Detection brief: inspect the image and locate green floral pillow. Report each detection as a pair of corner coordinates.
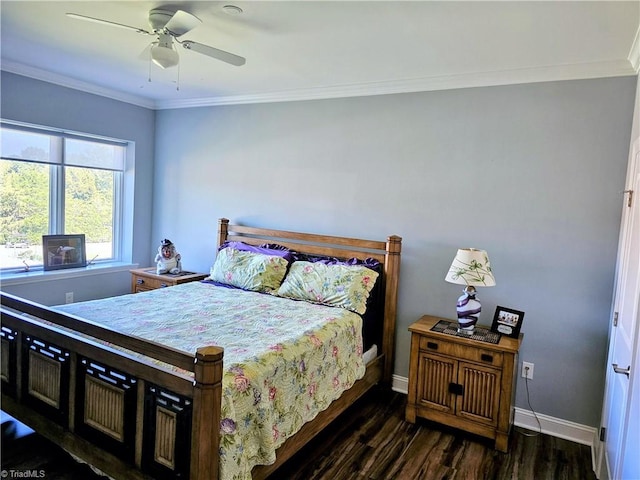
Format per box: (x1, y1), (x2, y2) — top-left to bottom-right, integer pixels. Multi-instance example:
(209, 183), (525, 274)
(276, 261), (379, 314)
(210, 248), (289, 293)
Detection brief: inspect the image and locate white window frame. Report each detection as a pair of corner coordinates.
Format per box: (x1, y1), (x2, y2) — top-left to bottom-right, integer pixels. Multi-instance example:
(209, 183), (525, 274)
(0, 120), (131, 274)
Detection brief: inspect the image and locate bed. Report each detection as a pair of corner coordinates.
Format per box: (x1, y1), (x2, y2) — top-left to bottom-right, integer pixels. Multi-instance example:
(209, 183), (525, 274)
(1, 218), (402, 480)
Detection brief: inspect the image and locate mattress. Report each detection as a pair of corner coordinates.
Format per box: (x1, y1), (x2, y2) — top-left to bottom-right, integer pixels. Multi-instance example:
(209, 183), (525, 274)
(56, 281), (366, 479)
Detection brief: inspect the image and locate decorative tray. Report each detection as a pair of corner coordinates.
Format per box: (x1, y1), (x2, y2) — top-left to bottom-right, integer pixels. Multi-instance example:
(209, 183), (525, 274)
(430, 320), (501, 344)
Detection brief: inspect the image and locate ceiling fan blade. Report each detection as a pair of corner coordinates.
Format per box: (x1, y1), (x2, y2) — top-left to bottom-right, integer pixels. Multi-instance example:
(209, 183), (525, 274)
(138, 42), (153, 61)
(181, 41), (245, 66)
(66, 13), (151, 35)
(165, 10), (202, 36)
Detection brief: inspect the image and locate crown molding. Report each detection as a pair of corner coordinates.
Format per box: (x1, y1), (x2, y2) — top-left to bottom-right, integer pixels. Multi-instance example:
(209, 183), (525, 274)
(629, 25), (640, 73)
(3, 58), (637, 111)
(156, 59), (637, 109)
(1, 60), (156, 110)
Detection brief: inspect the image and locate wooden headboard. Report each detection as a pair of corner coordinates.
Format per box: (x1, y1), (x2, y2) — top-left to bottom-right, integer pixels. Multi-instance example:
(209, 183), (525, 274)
(217, 218), (402, 384)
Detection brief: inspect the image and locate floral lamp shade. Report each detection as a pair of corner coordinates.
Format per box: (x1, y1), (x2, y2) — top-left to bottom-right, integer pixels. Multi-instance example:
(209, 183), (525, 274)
(445, 248), (495, 333)
(445, 248), (495, 287)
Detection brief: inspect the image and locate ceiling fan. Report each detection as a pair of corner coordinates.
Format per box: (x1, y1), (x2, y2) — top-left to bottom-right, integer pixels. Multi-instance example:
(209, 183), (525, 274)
(66, 8), (246, 69)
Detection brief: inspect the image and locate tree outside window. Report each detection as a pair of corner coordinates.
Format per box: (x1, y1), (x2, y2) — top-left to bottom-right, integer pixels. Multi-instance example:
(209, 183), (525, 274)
(0, 123), (126, 270)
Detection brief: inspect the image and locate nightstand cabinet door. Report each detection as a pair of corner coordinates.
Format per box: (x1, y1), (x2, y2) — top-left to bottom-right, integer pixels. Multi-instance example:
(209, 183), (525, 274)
(416, 352), (456, 414)
(456, 361), (501, 427)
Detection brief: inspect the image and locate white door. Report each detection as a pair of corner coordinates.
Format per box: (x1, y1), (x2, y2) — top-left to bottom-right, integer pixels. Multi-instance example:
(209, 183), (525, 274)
(601, 138), (640, 480)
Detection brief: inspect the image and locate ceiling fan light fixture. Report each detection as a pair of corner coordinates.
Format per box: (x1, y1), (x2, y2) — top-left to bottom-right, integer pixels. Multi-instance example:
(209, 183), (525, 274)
(151, 34), (179, 69)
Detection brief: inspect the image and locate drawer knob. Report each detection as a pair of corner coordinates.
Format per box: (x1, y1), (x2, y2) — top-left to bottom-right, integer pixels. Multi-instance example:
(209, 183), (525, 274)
(427, 341), (438, 350)
(481, 354), (494, 363)
(136, 278), (144, 285)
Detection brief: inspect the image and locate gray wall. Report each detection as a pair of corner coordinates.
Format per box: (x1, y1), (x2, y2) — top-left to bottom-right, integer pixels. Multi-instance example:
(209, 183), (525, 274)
(153, 77), (636, 427)
(2, 268), (134, 305)
(0, 71), (635, 427)
(0, 71), (156, 302)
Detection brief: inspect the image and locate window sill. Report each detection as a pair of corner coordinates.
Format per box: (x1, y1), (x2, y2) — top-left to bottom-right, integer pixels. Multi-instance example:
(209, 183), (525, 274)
(0, 262), (138, 286)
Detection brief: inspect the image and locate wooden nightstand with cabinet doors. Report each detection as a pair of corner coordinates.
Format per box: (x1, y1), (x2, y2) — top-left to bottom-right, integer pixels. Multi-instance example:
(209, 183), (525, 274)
(130, 268), (208, 293)
(405, 315), (523, 452)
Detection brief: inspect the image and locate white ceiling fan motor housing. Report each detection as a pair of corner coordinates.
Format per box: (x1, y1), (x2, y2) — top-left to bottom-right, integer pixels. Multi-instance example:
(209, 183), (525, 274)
(148, 9), (174, 32)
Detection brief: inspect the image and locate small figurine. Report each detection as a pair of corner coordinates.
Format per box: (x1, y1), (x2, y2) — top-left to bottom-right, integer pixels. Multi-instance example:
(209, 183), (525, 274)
(155, 238), (182, 275)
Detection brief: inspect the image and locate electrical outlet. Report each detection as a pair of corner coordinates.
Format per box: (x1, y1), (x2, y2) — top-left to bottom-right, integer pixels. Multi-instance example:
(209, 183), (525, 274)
(65, 292), (74, 304)
(522, 361), (534, 380)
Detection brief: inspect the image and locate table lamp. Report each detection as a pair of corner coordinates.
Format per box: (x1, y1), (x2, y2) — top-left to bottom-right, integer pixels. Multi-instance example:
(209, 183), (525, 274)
(445, 248), (496, 333)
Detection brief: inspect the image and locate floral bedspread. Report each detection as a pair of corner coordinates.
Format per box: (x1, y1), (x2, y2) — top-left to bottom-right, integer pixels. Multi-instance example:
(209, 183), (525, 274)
(56, 281), (365, 480)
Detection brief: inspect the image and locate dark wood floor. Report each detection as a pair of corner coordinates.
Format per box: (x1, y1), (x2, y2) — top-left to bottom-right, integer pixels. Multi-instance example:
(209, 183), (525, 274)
(2, 388), (595, 480)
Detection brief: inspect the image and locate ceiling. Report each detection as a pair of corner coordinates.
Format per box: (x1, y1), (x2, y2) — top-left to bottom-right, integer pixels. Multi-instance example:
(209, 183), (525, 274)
(2, 1), (639, 110)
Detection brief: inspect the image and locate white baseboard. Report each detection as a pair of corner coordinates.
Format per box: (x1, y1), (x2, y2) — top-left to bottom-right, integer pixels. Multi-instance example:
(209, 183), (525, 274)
(391, 374), (409, 395)
(514, 407), (599, 475)
(512, 407), (597, 446)
(391, 374), (598, 469)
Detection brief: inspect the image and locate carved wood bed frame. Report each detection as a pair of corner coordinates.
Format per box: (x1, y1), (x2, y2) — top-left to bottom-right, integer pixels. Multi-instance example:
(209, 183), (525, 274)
(1, 218), (402, 480)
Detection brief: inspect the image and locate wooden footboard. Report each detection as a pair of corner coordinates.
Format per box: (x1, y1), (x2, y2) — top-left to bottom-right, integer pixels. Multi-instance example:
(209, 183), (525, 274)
(1, 218), (401, 479)
(1, 292), (223, 480)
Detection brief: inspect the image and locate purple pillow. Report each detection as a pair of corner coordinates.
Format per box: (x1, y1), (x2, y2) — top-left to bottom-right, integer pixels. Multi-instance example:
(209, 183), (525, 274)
(295, 253), (381, 270)
(219, 241), (294, 261)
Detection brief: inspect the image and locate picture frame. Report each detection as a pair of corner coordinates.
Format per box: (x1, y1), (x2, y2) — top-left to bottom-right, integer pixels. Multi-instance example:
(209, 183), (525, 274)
(42, 234), (87, 271)
(491, 306), (525, 338)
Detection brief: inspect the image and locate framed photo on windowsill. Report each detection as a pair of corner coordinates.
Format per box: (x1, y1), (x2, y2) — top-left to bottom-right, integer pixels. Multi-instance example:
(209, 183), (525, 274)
(491, 306), (525, 339)
(42, 234), (87, 271)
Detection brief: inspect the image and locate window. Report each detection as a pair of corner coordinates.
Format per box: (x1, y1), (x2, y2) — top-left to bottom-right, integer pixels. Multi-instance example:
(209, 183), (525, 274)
(0, 122), (127, 272)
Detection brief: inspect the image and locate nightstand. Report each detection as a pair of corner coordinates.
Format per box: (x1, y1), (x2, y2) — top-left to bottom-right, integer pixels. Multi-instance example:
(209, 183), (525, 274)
(130, 268), (208, 293)
(405, 315), (523, 452)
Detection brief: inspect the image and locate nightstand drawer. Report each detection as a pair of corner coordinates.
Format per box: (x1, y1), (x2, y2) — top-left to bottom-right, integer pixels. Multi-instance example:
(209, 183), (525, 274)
(130, 268), (208, 293)
(419, 337), (503, 367)
(133, 275), (171, 290)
